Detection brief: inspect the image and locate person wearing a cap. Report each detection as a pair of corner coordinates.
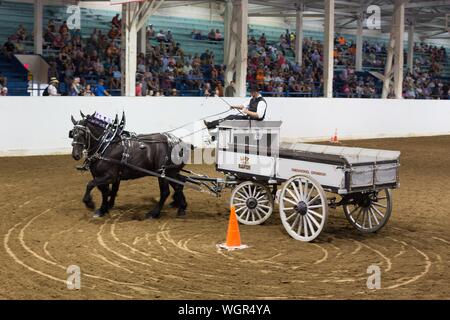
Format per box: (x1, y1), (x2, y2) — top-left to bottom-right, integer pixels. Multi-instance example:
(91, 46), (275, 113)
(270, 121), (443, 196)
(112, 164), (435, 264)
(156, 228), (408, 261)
(204, 85), (267, 130)
(47, 77), (60, 96)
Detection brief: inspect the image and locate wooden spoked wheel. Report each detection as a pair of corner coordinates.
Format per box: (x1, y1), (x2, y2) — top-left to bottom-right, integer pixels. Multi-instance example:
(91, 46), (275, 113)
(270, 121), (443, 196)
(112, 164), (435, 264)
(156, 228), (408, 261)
(343, 189), (392, 233)
(230, 181), (274, 225)
(279, 175), (328, 242)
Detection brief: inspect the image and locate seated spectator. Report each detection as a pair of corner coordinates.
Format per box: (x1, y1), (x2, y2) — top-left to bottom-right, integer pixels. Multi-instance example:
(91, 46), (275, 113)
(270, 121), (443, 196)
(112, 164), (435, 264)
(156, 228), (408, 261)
(291, 31), (296, 42)
(135, 82), (142, 96)
(259, 33), (267, 47)
(2, 37), (16, 59)
(83, 84), (95, 96)
(215, 29), (223, 41)
(94, 79), (110, 96)
(47, 19), (56, 32)
(112, 14), (121, 29)
(44, 77), (60, 96)
(59, 21), (69, 35)
(207, 29), (216, 41)
(147, 24), (155, 39)
(0, 87), (7, 96)
(165, 30), (173, 43)
(0, 73), (6, 88)
(110, 66), (122, 89)
(16, 24), (27, 41)
(69, 77), (82, 96)
(191, 29), (203, 40)
(156, 30), (166, 42)
(108, 27), (120, 40)
(53, 34), (64, 50)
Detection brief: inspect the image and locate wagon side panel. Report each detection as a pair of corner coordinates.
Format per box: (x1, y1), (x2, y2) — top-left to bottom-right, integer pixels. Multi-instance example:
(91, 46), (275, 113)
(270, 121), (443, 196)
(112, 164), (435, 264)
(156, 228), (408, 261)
(276, 158), (346, 192)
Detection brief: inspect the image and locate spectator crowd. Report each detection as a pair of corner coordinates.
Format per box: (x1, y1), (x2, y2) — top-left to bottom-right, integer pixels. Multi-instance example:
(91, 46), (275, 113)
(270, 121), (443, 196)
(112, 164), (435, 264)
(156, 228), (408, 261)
(1, 15), (449, 99)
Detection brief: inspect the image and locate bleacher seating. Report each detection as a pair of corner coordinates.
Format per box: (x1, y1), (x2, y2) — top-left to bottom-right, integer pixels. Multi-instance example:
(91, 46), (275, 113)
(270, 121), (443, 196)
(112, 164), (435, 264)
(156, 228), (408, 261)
(0, 55), (29, 96)
(0, 0), (448, 98)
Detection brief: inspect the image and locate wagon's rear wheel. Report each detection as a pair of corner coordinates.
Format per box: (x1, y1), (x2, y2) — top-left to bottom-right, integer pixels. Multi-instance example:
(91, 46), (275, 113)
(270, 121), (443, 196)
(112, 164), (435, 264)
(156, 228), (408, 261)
(343, 189), (392, 233)
(230, 181), (274, 225)
(279, 175), (328, 242)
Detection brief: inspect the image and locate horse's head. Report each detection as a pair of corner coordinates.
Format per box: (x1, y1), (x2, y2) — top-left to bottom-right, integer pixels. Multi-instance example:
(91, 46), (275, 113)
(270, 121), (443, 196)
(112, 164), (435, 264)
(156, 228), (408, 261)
(69, 112), (91, 161)
(69, 111), (124, 161)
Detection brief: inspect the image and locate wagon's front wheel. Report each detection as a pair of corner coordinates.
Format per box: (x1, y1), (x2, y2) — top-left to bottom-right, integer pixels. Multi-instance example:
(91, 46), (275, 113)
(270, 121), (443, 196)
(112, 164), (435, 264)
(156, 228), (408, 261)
(343, 189), (392, 233)
(279, 175), (328, 242)
(230, 181), (274, 225)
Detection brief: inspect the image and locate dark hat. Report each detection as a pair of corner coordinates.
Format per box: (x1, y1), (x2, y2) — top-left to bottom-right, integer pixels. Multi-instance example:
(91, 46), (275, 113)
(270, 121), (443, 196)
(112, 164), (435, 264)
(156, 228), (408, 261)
(249, 84), (260, 92)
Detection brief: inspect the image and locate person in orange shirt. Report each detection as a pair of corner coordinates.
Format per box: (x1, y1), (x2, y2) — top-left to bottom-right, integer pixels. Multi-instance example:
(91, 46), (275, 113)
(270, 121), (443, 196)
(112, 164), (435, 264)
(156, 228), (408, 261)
(349, 45), (356, 56)
(256, 68), (265, 86)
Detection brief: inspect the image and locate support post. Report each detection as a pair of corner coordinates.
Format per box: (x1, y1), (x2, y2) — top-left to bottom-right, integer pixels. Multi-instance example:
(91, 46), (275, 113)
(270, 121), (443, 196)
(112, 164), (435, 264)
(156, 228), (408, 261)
(224, 0), (234, 85)
(121, 2), (138, 96)
(34, 0), (43, 55)
(323, 0), (335, 98)
(120, 0), (164, 96)
(295, 7), (304, 66)
(407, 22), (415, 74)
(382, 22), (395, 99)
(393, 0), (405, 99)
(138, 27), (147, 55)
(235, 0), (248, 97)
(355, 12), (363, 71)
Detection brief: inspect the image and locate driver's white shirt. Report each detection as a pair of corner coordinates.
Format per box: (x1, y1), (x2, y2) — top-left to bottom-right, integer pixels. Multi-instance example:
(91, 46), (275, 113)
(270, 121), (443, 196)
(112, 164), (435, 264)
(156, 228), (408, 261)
(245, 94), (266, 119)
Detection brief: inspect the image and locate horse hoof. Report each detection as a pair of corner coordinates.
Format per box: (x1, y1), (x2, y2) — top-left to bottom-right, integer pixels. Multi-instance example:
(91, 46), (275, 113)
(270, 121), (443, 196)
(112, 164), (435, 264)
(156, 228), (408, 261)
(176, 209), (187, 218)
(93, 210), (107, 218)
(146, 211), (161, 219)
(84, 200), (95, 210)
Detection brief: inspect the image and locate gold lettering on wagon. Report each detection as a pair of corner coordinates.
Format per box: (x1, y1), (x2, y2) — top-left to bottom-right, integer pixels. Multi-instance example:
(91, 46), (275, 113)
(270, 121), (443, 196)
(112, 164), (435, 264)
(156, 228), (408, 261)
(238, 156), (251, 170)
(291, 168), (327, 176)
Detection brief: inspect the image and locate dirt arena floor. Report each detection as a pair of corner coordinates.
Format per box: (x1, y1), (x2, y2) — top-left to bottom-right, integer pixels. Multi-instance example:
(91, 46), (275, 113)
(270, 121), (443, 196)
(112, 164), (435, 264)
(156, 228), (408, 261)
(0, 135), (449, 300)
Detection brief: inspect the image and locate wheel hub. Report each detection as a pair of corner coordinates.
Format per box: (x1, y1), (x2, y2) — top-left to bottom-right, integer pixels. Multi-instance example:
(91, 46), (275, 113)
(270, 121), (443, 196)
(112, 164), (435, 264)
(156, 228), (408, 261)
(246, 197), (258, 209)
(294, 201), (308, 215)
(360, 196), (372, 208)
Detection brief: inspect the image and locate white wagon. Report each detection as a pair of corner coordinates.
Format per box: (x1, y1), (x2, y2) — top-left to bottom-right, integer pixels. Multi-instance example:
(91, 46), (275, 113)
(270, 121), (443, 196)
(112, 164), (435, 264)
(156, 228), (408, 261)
(215, 120), (400, 242)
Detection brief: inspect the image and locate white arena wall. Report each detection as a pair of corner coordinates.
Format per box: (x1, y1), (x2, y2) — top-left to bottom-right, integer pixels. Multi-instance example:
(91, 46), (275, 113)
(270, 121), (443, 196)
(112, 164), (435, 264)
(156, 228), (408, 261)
(0, 97), (449, 156)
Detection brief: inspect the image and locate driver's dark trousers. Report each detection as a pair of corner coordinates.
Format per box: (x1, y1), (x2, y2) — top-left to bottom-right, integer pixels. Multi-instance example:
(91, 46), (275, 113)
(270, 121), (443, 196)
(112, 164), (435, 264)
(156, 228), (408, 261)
(204, 115), (250, 130)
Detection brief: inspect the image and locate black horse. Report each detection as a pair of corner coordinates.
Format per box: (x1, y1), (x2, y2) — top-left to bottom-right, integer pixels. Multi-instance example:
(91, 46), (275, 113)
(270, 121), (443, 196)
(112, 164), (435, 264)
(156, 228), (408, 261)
(69, 112), (188, 218)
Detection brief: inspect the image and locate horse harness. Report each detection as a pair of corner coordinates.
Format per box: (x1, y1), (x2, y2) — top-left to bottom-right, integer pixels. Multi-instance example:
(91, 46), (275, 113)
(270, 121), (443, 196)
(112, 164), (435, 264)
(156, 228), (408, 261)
(75, 124), (181, 177)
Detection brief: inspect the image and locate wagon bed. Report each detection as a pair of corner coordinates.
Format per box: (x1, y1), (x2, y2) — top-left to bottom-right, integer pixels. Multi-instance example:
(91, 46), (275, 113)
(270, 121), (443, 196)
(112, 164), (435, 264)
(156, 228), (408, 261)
(215, 120), (400, 242)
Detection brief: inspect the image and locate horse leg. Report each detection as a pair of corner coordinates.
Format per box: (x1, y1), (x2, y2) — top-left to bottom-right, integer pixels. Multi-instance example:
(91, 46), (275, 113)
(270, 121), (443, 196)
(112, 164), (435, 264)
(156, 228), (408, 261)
(94, 184), (110, 218)
(82, 180), (97, 209)
(168, 182), (181, 208)
(108, 180), (121, 209)
(169, 179), (187, 217)
(82, 175), (111, 210)
(146, 178), (170, 219)
(168, 189), (181, 208)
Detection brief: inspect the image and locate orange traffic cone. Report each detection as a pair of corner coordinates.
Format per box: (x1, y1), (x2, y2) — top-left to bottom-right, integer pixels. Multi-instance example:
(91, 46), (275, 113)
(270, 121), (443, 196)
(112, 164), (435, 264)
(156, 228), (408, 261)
(330, 128), (340, 144)
(217, 206), (248, 251)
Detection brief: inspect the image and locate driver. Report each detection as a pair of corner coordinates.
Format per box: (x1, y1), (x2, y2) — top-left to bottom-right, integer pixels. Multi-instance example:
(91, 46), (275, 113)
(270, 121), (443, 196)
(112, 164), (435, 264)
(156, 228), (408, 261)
(204, 84), (267, 130)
